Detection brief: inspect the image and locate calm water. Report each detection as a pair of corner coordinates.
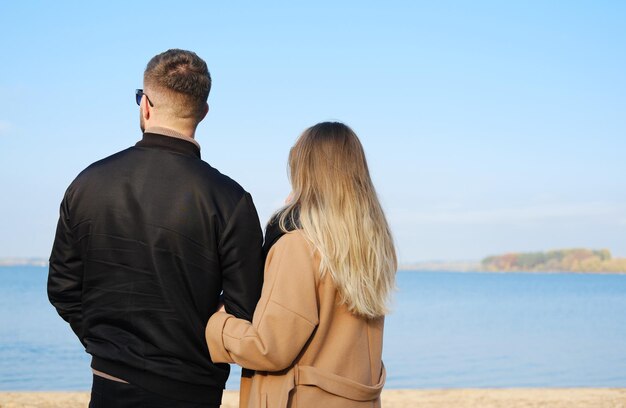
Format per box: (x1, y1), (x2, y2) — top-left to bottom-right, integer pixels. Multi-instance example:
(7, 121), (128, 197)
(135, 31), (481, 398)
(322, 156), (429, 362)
(1, 267), (625, 390)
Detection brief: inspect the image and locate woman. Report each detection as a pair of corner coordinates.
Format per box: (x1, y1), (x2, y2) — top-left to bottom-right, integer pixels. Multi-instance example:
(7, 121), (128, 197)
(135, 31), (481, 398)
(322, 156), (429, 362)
(206, 122), (397, 408)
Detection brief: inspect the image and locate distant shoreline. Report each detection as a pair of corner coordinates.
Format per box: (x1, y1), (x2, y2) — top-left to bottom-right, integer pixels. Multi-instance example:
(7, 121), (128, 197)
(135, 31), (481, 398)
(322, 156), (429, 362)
(0, 258), (48, 267)
(398, 260), (626, 274)
(1, 259), (624, 275)
(398, 267), (626, 275)
(399, 261), (480, 272)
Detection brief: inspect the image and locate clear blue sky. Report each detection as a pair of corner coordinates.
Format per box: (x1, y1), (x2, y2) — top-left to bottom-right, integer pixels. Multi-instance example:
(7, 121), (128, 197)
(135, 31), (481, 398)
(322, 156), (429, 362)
(1, 1), (625, 263)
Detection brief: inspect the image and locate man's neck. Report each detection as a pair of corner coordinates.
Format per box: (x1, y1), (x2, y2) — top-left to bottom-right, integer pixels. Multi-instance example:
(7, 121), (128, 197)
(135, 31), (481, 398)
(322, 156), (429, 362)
(144, 126), (200, 150)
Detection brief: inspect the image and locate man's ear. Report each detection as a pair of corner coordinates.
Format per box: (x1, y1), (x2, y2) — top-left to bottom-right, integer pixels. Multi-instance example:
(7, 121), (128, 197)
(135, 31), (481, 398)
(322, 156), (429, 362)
(199, 103), (209, 122)
(142, 97), (151, 120)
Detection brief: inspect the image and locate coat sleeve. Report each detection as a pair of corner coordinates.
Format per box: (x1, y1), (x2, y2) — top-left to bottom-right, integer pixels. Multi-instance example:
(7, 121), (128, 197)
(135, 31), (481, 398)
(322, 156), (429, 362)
(206, 231), (319, 371)
(218, 192), (264, 321)
(47, 193), (85, 345)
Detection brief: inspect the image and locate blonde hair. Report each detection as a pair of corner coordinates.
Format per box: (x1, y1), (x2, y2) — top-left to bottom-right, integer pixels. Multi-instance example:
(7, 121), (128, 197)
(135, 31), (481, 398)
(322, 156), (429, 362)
(277, 122), (397, 319)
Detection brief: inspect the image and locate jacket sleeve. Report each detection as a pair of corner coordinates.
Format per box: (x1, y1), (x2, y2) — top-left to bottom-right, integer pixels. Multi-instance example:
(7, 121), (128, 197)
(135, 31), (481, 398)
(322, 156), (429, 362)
(206, 231), (319, 371)
(218, 192), (264, 322)
(47, 194), (85, 345)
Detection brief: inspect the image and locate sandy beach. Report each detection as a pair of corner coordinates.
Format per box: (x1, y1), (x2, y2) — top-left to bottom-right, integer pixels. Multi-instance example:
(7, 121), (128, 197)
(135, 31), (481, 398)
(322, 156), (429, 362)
(1, 389), (625, 408)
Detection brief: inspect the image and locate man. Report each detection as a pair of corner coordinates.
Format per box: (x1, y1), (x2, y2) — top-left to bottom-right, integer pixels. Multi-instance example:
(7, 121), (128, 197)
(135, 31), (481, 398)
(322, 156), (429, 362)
(48, 49), (264, 407)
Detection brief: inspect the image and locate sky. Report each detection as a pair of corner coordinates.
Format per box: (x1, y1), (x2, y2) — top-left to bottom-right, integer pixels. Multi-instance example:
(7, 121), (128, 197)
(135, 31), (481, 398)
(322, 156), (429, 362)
(0, 1), (625, 263)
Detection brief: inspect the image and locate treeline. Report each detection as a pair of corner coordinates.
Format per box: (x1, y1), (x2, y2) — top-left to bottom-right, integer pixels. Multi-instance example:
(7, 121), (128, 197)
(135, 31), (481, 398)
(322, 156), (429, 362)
(482, 249), (626, 273)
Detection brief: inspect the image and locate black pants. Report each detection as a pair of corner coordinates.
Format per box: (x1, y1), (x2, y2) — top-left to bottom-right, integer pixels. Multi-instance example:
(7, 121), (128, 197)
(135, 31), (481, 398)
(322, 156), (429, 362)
(89, 375), (220, 408)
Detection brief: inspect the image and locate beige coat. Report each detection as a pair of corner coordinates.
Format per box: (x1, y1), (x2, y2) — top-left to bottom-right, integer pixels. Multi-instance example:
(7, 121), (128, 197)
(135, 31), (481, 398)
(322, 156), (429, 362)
(206, 230), (385, 408)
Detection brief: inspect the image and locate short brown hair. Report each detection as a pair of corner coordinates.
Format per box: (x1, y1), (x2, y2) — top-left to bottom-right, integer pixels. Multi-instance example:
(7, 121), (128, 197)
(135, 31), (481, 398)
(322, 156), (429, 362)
(144, 49), (211, 120)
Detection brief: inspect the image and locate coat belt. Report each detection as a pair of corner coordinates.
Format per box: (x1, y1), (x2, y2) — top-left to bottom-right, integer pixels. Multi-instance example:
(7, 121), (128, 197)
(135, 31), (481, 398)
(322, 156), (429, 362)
(296, 363), (385, 401)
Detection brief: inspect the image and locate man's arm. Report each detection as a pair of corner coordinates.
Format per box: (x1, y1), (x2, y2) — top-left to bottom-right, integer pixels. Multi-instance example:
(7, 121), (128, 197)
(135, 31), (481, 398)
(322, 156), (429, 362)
(218, 192), (264, 321)
(47, 194), (85, 345)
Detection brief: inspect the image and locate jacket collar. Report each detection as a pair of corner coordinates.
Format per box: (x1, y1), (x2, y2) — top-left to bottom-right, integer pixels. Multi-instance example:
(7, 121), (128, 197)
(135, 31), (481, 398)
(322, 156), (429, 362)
(263, 210), (300, 255)
(135, 131), (201, 159)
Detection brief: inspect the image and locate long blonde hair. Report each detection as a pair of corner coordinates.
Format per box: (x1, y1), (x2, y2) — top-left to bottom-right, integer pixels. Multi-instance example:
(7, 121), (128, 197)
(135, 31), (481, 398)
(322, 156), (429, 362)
(277, 122), (397, 319)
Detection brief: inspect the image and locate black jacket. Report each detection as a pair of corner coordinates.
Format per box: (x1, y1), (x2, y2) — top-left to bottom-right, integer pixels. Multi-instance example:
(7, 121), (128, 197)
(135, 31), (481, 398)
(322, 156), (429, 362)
(48, 132), (264, 404)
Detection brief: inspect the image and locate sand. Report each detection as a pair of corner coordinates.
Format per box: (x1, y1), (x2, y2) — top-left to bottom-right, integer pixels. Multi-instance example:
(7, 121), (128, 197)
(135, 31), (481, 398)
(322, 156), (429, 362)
(1, 389), (625, 408)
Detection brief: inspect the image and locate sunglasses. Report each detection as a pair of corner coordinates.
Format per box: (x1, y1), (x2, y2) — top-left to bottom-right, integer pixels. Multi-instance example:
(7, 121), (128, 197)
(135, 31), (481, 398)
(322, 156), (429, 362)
(135, 89), (154, 107)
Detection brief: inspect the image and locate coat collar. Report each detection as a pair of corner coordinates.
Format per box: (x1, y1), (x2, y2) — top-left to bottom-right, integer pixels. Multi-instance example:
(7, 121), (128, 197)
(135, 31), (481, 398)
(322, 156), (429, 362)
(135, 131), (201, 159)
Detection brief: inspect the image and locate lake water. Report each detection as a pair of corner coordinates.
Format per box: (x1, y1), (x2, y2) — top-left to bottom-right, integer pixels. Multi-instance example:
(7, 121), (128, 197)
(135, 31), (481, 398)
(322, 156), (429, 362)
(1, 267), (625, 390)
